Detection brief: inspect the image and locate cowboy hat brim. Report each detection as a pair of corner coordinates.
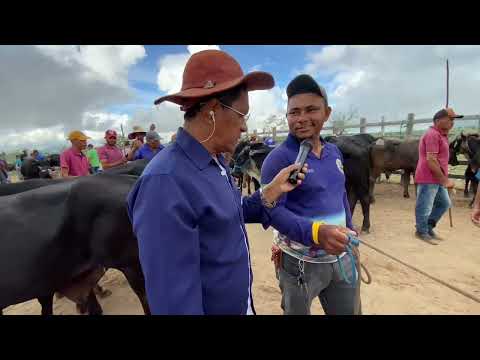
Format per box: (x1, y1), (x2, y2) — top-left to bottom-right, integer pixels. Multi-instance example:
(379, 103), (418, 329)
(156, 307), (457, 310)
(153, 71), (274, 106)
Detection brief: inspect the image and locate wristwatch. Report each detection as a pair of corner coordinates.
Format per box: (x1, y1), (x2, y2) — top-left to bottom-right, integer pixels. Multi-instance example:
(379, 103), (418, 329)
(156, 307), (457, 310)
(260, 187), (277, 209)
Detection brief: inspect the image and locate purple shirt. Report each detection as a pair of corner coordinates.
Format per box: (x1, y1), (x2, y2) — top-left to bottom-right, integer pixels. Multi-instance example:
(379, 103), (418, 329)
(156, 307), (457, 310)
(415, 126), (449, 184)
(97, 144), (124, 166)
(134, 143), (164, 161)
(60, 147), (90, 176)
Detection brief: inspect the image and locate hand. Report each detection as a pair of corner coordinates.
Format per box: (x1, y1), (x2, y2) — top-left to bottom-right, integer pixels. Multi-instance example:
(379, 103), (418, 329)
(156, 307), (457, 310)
(472, 208), (480, 226)
(132, 139), (142, 150)
(444, 179), (455, 189)
(262, 163), (308, 203)
(315, 225), (355, 256)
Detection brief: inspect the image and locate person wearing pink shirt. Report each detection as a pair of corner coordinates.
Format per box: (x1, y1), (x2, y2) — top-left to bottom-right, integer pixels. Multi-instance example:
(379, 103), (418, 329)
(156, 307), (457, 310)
(414, 108), (463, 244)
(60, 130), (91, 178)
(97, 129), (127, 170)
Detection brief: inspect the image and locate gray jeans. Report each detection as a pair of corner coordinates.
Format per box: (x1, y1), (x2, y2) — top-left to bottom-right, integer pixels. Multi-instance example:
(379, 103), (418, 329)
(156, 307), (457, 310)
(278, 252), (362, 315)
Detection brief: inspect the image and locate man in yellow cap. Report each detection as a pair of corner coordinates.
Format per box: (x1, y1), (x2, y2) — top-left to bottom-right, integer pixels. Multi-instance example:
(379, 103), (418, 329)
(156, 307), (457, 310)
(60, 130), (91, 177)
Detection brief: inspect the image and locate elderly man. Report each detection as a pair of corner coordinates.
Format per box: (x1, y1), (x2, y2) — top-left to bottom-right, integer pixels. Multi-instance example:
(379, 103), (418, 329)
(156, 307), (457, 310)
(127, 49), (308, 315)
(261, 74), (360, 315)
(126, 126), (147, 161)
(129, 131), (164, 162)
(97, 129), (127, 170)
(60, 131), (91, 177)
(414, 108), (463, 244)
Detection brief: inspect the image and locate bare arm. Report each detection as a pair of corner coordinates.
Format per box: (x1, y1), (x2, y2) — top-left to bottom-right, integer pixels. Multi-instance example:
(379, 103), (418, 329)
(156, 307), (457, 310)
(101, 158), (127, 169)
(426, 153), (453, 188)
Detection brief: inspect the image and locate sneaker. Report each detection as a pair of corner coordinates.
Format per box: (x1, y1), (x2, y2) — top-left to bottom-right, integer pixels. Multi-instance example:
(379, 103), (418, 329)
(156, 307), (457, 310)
(415, 232), (439, 245)
(428, 230), (444, 241)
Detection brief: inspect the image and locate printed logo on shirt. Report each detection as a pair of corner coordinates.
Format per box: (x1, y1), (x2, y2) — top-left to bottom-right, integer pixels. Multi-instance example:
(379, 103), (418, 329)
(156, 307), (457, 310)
(336, 159), (344, 174)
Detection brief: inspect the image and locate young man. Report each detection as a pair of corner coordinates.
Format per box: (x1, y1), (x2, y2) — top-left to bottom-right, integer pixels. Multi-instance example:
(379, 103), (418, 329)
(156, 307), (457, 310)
(97, 129), (127, 170)
(86, 144), (102, 174)
(414, 108), (463, 244)
(60, 130), (91, 177)
(261, 74), (360, 315)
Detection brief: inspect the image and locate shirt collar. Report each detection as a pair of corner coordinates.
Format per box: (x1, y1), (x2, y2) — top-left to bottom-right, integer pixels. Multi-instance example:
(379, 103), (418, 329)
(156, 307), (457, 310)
(176, 127), (214, 170)
(430, 126), (448, 137)
(70, 147), (84, 156)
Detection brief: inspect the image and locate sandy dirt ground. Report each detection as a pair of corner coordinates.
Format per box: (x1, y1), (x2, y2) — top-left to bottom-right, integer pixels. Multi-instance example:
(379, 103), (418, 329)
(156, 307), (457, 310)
(4, 180), (480, 315)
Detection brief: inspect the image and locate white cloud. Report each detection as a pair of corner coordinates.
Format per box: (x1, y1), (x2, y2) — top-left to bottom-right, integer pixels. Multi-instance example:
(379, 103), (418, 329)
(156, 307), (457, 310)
(187, 45), (220, 55)
(156, 53), (190, 94)
(303, 45), (480, 123)
(0, 45), (145, 152)
(36, 45), (146, 88)
(248, 86), (286, 131)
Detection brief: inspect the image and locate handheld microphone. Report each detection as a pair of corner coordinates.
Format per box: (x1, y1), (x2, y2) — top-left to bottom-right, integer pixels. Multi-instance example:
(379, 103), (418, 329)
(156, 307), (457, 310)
(288, 139), (312, 185)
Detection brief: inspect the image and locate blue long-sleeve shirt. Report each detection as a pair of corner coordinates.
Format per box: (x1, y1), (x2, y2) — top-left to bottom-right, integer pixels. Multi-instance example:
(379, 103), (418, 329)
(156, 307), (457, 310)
(127, 127), (269, 315)
(261, 133), (353, 263)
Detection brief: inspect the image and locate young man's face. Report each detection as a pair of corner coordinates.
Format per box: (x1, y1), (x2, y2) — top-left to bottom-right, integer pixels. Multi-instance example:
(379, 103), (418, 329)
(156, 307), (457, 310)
(287, 93), (331, 140)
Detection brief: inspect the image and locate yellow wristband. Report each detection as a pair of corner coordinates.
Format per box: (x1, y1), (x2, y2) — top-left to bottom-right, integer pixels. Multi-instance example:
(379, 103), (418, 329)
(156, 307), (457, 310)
(311, 221), (325, 245)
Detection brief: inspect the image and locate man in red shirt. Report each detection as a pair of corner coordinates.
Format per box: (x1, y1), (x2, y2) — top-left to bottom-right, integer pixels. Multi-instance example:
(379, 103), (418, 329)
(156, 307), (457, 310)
(414, 108), (463, 244)
(97, 129), (127, 170)
(60, 130), (91, 177)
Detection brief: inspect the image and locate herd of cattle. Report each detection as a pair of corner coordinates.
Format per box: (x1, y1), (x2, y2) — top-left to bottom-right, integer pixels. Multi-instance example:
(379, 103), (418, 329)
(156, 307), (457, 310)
(1, 133), (479, 315)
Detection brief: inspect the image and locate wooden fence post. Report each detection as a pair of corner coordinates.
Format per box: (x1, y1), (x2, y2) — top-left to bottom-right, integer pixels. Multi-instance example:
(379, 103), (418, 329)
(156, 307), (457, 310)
(272, 127), (277, 142)
(381, 116), (385, 137)
(406, 113), (415, 139)
(360, 118), (367, 134)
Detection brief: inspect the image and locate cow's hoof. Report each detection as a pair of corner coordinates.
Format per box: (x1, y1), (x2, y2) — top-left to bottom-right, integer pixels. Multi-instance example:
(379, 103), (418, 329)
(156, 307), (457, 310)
(94, 287), (112, 298)
(404, 194), (410, 199)
(76, 304), (88, 315)
(361, 228), (370, 234)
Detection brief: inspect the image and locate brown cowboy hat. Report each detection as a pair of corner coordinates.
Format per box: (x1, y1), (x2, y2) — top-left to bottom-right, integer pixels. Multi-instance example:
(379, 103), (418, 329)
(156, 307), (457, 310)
(154, 50), (274, 108)
(128, 125), (147, 140)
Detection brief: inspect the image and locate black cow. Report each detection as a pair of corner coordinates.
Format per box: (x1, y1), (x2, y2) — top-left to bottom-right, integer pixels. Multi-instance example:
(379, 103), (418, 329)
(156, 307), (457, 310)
(0, 173), (149, 315)
(325, 134), (377, 233)
(231, 141), (272, 194)
(0, 159), (150, 314)
(370, 139), (420, 199)
(450, 134), (480, 206)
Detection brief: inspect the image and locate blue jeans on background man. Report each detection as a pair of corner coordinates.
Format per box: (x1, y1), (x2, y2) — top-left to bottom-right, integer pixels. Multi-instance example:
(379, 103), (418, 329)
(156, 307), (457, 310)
(415, 184), (451, 235)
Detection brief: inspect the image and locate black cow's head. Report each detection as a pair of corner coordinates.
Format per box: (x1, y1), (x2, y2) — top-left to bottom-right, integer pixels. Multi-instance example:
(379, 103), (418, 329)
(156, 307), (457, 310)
(449, 136), (462, 166)
(21, 159), (52, 179)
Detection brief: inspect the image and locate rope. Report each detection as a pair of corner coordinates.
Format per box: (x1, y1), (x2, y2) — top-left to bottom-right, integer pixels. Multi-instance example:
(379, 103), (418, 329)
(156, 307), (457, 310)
(359, 239), (480, 304)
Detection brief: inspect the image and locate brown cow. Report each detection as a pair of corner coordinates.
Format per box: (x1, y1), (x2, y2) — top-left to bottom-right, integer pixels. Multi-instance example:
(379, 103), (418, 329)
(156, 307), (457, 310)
(370, 138), (419, 199)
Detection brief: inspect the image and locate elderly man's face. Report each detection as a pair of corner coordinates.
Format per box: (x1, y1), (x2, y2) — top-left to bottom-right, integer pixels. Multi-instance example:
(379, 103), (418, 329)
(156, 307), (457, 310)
(287, 93), (331, 140)
(435, 116), (455, 135)
(147, 139), (160, 149)
(211, 90), (249, 154)
(72, 139), (87, 151)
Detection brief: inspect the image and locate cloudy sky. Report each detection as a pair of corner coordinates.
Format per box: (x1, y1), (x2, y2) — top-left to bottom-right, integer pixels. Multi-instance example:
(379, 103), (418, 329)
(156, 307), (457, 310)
(1, 45), (480, 153)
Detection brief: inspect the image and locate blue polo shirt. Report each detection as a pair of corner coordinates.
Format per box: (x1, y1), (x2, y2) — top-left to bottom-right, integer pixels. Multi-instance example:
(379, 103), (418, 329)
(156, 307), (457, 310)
(261, 133), (353, 263)
(127, 127), (268, 315)
(134, 143), (164, 161)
